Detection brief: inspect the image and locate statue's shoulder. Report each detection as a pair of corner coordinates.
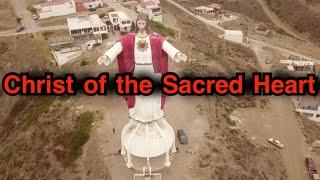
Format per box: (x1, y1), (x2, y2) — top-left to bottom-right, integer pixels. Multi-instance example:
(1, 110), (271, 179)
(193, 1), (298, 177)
(120, 33), (136, 42)
(150, 32), (160, 37)
(150, 32), (164, 40)
(125, 32), (136, 37)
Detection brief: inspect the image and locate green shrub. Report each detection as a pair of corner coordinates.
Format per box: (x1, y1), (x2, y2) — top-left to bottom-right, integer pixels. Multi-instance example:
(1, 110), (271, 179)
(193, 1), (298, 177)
(276, 28), (294, 37)
(101, 33), (108, 40)
(131, 21), (136, 32)
(27, 5), (37, 14)
(22, 97), (55, 130)
(149, 21), (175, 37)
(61, 112), (94, 168)
(16, 17), (22, 24)
(99, 13), (106, 18)
(80, 60), (89, 66)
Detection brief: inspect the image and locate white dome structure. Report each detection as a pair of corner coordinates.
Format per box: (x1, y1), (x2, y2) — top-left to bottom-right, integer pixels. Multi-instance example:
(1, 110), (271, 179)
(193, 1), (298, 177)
(121, 117), (176, 169)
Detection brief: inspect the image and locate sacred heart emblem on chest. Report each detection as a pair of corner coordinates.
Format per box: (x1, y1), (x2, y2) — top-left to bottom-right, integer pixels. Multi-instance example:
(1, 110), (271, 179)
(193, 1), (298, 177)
(137, 39), (149, 52)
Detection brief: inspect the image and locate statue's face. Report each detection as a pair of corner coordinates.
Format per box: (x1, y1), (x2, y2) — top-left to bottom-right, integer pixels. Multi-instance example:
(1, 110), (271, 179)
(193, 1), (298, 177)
(137, 20), (147, 33)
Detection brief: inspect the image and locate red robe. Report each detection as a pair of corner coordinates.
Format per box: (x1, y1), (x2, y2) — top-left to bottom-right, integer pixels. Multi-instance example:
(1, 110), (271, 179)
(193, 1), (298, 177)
(117, 33), (168, 109)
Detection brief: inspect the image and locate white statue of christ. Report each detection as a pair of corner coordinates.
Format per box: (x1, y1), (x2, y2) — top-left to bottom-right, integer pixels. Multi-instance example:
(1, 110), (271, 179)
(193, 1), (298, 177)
(97, 13), (187, 168)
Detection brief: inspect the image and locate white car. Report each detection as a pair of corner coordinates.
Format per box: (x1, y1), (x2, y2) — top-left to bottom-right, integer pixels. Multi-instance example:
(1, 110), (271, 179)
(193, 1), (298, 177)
(268, 138), (284, 148)
(32, 14), (38, 20)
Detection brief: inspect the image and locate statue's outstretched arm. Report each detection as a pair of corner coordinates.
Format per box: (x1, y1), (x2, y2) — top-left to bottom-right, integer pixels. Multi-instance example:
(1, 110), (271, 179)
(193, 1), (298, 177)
(97, 42), (123, 66)
(162, 40), (187, 62)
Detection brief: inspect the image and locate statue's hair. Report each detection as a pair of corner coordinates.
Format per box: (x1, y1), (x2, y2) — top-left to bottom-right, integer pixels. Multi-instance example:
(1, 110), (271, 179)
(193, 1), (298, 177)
(135, 13), (150, 34)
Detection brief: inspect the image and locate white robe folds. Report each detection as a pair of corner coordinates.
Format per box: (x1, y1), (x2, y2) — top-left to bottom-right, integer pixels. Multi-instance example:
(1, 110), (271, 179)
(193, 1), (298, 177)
(105, 35), (180, 122)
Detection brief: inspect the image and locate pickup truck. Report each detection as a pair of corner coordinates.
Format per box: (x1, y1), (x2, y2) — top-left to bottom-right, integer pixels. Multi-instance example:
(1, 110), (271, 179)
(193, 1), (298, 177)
(306, 157), (320, 180)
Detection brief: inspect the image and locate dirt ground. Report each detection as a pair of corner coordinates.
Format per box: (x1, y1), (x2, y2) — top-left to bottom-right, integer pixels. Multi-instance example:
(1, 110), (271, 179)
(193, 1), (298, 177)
(233, 97), (314, 180)
(0, 0), (19, 31)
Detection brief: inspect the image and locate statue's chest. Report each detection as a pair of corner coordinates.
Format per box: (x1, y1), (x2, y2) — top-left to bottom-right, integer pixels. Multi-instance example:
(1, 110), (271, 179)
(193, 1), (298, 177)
(135, 37), (151, 52)
(134, 36), (152, 64)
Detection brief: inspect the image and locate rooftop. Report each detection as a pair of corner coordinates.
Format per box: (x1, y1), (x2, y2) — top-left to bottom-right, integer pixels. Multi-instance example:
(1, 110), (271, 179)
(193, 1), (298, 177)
(207, 3), (223, 10)
(196, 6), (214, 11)
(109, 11), (130, 20)
(67, 14), (105, 30)
(40, 0), (71, 8)
(224, 30), (243, 35)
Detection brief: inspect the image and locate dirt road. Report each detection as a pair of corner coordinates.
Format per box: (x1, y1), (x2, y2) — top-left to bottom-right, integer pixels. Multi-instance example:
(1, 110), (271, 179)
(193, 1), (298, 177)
(255, 0), (306, 41)
(164, 0), (319, 179)
(0, 0), (68, 37)
(234, 96), (311, 180)
(104, 0), (138, 20)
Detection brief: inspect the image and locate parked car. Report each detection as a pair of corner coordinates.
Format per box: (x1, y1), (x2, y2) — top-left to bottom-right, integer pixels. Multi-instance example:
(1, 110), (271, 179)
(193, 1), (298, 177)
(306, 158), (318, 175)
(311, 173), (320, 180)
(16, 26), (25, 32)
(268, 138), (284, 148)
(32, 14), (38, 20)
(177, 129), (188, 144)
(88, 7), (97, 11)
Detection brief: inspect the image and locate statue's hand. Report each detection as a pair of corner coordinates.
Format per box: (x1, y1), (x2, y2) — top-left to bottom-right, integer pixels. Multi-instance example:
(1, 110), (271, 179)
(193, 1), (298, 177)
(97, 55), (111, 66)
(175, 52), (188, 63)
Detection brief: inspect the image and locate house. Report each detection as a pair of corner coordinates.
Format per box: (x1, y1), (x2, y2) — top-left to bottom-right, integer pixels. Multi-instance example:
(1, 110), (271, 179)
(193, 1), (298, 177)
(107, 11), (132, 32)
(37, 0), (76, 19)
(293, 96), (320, 123)
(296, 96), (318, 110)
(74, 0), (105, 12)
(280, 60), (315, 72)
(195, 3), (222, 18)
(67, 14), (108, 36)
(195, 6), (214, 16)
(224, 30), (243, 44)
(136, 1), (162, 23)
(207, 3), (223, 10)
(82, 0), (104, 9)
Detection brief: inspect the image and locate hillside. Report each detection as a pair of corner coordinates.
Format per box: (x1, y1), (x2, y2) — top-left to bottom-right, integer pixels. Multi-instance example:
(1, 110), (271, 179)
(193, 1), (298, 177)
(178, 0), (272, 23)
(266, 0), (320, 42)
(160, 1), (287, 179)
(0, 0), (19, 31)
(0, 33), (110, 179)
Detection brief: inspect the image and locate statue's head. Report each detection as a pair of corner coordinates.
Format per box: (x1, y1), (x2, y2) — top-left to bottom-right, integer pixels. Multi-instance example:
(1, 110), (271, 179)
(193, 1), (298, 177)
(136, 13), (149, 34)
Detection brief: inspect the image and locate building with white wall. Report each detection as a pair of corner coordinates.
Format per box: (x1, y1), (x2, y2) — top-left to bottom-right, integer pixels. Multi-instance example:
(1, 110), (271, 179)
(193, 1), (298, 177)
(224, 30), (243, 44)
(108, 11), (132, 33)
(136, 1), (162, 23)
(82, 0), (104, 9)
(195, 3), (223, 19)
(37, 0), (76, 19)
(67, 14), (108, 36)
(293, 96), (320, 123)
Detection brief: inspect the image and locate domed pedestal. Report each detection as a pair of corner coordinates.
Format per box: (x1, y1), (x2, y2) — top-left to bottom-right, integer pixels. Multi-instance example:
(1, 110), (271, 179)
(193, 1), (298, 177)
(121, 117), (176, 170)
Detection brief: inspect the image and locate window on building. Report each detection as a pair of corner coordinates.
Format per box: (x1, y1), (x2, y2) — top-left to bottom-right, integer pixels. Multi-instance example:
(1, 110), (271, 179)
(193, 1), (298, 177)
(152, 8), (161, 13)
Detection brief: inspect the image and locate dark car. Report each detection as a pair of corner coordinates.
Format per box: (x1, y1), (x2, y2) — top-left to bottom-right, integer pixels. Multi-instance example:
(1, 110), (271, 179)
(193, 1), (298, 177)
(16, 26), (25, 32)
(306, 157), (318, 175)
(88, 7), (97, 11)
(177, 129), (188, 144)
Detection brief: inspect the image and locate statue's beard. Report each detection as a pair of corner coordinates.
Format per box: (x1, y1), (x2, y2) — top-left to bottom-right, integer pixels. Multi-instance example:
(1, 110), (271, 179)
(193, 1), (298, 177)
(138, 28), (146, 33)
